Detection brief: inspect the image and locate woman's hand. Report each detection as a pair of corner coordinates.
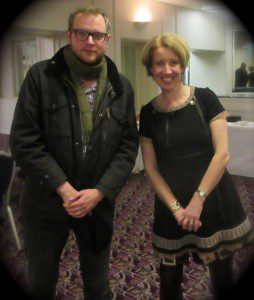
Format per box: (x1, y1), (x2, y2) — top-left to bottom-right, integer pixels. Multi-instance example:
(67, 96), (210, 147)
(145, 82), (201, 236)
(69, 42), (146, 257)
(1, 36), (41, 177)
(181, 194), (204, 232)
(173, 206), (185, 226)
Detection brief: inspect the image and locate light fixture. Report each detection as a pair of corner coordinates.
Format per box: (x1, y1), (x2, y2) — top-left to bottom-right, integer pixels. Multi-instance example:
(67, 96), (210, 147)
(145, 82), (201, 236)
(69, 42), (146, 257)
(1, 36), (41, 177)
(133, 21), (149, 29)
(133, 7), (151, 29)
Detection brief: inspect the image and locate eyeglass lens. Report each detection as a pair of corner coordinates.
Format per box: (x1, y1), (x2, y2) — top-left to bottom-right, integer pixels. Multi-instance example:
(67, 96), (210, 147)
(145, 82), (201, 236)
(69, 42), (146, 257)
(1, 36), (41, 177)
(73, 29), (107, 42)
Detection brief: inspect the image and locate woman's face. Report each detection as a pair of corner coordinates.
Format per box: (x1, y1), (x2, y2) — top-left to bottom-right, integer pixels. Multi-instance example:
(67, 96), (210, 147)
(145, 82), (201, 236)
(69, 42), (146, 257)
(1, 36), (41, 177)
(150, 46), (184, 92)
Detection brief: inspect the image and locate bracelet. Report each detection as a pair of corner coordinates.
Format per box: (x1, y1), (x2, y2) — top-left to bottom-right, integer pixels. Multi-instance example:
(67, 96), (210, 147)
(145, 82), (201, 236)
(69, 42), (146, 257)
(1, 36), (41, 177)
(170, 201), (181, 213)
(196, 188), (207, 200)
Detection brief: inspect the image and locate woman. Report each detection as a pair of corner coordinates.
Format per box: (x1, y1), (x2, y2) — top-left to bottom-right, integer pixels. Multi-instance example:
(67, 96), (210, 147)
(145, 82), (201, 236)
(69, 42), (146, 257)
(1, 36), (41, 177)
(139, 33), (252, 299)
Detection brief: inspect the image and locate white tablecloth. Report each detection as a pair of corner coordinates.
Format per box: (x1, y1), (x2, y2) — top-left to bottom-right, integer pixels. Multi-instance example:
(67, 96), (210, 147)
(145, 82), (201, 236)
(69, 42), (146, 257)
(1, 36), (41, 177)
(227, 122), (254, 178)
(133, 121), (144, 173)
(132, 145), (143, 173)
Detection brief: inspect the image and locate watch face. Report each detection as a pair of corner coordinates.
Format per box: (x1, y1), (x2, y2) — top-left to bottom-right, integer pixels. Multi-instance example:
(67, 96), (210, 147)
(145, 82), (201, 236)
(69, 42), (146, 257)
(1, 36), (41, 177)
(172, 202), (180, 211)
(197, 189), (205, 198)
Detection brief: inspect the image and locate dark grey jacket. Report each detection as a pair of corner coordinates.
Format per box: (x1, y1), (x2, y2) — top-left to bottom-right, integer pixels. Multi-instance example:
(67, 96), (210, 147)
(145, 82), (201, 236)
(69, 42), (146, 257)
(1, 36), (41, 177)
(10, 47), (139, 252)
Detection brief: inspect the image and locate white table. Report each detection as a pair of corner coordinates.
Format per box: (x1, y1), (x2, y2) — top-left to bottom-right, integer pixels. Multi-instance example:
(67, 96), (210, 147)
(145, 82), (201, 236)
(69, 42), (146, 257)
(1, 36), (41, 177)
(227, 121), (254, 178)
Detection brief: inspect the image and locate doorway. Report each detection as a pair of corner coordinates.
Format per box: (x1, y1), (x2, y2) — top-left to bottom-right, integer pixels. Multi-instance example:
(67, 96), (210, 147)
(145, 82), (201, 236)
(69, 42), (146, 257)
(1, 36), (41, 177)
(121, 39), (158, 114)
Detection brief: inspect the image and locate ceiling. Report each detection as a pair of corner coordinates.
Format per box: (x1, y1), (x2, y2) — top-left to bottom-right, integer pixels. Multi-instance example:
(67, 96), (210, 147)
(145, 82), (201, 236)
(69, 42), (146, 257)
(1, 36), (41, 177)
(156, 0), (224, 10)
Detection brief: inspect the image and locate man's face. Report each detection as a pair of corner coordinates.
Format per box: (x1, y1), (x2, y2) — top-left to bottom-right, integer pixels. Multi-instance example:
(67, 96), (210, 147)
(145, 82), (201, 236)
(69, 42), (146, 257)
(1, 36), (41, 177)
(67, 13), (110, 65)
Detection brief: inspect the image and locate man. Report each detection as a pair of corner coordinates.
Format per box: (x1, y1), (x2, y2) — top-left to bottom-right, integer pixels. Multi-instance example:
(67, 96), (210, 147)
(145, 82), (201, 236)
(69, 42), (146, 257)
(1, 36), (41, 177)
(235, 62), (248, 87)
(10, 6), (138, 300)
(247, 65), (254, 87)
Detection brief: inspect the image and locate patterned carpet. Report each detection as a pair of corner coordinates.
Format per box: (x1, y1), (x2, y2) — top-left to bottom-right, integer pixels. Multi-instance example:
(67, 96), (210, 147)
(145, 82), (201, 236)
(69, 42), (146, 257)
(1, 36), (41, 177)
(0, 172), (254, 299)
(0, 133), (254, 299)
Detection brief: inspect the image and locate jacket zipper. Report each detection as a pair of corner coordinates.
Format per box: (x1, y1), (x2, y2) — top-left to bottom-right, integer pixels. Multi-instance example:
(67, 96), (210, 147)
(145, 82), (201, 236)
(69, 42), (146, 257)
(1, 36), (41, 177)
(94, 86), (113, 126)
(64, 76), (86, 157)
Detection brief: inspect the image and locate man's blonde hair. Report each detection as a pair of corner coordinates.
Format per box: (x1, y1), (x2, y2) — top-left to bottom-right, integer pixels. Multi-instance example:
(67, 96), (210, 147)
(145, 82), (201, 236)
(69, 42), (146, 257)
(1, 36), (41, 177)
(142, 33), (190, 76)
(68, 6), (110, 32)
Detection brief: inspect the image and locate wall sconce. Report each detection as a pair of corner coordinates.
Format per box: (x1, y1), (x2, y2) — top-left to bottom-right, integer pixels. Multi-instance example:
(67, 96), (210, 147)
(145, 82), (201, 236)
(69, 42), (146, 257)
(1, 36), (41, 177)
(133, 21), (149, 29)
(133, 7), (151, 29)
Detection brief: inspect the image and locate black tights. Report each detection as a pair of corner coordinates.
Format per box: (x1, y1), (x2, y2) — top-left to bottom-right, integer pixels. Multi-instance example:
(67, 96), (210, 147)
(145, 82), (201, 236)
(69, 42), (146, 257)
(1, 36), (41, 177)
(159, 263), (183, 300)
(208, 256), (234, 299)
(159, 256), (234, 300)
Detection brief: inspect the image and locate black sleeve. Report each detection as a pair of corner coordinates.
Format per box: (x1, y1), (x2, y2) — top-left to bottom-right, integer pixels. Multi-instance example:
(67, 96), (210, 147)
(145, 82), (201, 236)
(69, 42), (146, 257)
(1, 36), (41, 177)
(139, 104), (152, 138)
(200, 88), (226, 122)
(10, 65), (67, 195)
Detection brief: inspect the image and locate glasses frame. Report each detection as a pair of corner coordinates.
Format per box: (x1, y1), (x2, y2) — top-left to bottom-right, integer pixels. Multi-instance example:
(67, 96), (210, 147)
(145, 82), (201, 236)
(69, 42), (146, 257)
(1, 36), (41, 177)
(70, 29), (108, 43)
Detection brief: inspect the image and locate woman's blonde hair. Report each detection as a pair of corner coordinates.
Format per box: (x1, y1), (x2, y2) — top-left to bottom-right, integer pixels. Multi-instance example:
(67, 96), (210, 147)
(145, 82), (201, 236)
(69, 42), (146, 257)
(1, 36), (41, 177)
(141, 33), (190, 76)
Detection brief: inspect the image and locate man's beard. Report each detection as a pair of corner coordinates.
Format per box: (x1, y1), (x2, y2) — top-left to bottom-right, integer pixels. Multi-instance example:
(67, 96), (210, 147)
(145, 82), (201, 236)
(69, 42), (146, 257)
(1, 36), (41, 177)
(75, 48), (104, 66)
(69, 44), (105, 66)
(82, 55), (103, 66)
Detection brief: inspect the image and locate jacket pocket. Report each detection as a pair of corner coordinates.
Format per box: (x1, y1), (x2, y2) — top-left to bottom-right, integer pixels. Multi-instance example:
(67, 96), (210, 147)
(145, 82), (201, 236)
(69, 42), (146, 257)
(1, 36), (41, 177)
(43, 94), (72, 172)
(102, 105), (125, 145)
(110, 105), (125, 125)
(43, 94), (71, 137)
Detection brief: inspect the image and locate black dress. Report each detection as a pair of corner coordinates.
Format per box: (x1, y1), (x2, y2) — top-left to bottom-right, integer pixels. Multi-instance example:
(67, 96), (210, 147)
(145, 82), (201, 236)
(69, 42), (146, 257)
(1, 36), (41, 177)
(139, 86), (252, 265)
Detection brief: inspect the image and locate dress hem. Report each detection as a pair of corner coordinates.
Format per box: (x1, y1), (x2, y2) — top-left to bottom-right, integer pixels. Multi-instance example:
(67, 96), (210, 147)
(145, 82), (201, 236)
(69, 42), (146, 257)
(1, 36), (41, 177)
(153, 218), (253, 265)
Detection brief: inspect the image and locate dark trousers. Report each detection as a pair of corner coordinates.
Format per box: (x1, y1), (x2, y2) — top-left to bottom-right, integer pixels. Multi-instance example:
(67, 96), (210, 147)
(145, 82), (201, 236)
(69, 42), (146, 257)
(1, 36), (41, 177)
(159, 256), (234, 300)
(22, 217), (112, 300)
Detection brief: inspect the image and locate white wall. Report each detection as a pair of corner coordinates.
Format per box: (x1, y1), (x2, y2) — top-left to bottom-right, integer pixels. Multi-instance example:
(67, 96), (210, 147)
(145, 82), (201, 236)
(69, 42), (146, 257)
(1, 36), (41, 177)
(190, 50), (226, 95)
(176, 7), (226, 51)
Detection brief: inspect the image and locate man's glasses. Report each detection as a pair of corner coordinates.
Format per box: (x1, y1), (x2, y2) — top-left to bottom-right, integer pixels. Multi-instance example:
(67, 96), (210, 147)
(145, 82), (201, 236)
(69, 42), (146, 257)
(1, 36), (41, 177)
(70, 29), (108, 42)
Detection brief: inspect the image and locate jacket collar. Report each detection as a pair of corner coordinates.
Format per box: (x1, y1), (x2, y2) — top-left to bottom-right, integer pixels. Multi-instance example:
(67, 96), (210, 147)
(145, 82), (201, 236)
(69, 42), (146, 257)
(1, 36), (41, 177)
(47, 46), (123, 97)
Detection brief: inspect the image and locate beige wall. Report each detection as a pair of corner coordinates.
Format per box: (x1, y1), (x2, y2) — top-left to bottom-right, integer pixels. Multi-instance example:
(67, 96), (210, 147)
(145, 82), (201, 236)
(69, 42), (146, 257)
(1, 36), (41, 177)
(13, 0), (93, 31)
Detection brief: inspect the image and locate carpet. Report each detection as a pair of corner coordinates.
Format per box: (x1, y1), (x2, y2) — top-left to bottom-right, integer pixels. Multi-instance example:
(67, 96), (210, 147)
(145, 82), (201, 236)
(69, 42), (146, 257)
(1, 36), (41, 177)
(0, 172), (254, 299)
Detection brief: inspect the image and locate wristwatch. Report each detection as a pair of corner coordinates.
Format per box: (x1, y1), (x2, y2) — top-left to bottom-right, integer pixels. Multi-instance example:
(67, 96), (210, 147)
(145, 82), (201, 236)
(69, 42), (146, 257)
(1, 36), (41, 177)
(196, 188), (207, 200)
(170, 201), (181, 213)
